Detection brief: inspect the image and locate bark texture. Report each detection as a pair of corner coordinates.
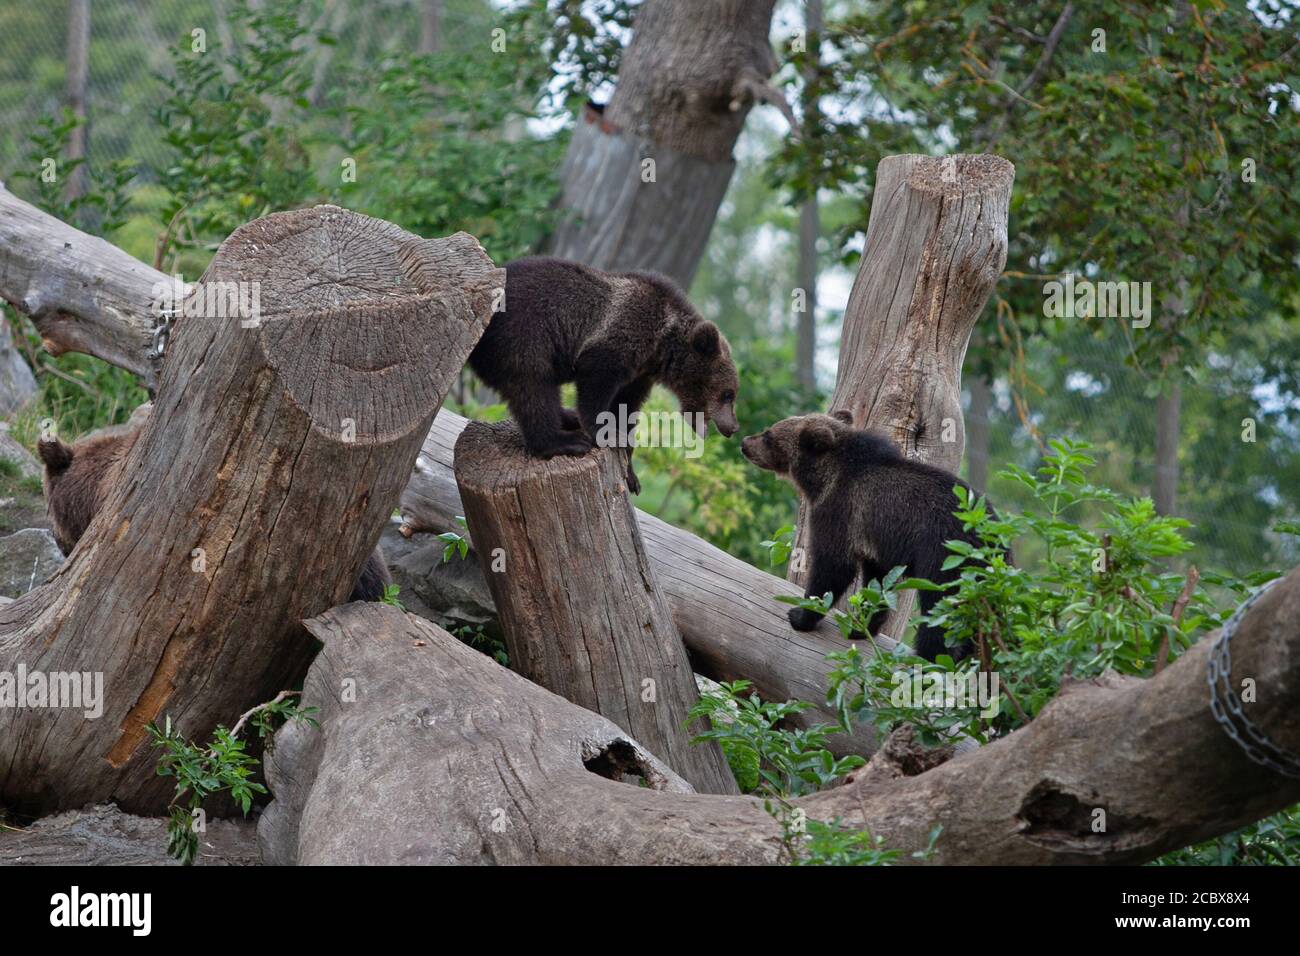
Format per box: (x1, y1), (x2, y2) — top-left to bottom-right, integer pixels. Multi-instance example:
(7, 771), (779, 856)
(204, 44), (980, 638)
(401, 409), (883, 759)
(788, 155), (1014, 636)
(545, 0), (784, 287)
(0, 184), (161, 386)
(0, 205), (498, 816)
(261, 570), (1300, 864)
(454, 421), (737, 795)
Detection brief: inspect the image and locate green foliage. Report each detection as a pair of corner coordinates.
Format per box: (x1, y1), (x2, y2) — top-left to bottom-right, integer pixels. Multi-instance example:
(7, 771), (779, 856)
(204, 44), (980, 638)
(452, 623), (509, 666)
(1154, 806), (1300, 866)
(379, 583), (405, 611)
(759, 524), (795, 568)
(151, 0), (320, 269)
(330, 46), (564, 266)
(146, 694), (316, 864)
(438, 517), (471, 562)
(688, 680), (864, 797)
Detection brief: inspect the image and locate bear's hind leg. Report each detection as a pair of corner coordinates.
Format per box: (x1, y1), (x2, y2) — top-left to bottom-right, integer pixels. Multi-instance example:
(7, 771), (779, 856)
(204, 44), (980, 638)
(509, 381), (592, 459)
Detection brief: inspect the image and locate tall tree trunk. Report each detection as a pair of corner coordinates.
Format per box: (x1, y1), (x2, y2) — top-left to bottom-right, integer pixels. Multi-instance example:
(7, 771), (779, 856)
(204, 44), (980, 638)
(1154, 381), (1180, 515)
(418, 0), (442, 55)
(966, 375), (992, 492)
(787, 155), (1014, 643)
(64, 0), (91, 206)
(545, 0), (789, 288)
(0, 206), (499, 817)
(795, 0), (822, 394)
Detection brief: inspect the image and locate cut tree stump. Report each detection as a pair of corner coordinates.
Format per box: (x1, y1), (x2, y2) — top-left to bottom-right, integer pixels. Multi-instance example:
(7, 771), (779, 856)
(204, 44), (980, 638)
(454, 421), (738, 795)
(0, 205), (500, 816)
(788, 154), (1015, 636)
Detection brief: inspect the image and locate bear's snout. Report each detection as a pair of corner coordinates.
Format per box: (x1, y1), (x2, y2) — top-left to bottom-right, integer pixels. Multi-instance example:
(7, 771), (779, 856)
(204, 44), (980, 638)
(740, 434), (762, 463)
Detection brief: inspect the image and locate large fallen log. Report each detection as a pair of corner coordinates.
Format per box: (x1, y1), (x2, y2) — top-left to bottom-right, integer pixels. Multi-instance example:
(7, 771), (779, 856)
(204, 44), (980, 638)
(0, 205), (498, 816)
(787, 155), (1015, 636)
(454, 421), (737, 794)
(261, 571), (1300, 864)
(0, 183), (161, 388)
(0, 185), (881, 758)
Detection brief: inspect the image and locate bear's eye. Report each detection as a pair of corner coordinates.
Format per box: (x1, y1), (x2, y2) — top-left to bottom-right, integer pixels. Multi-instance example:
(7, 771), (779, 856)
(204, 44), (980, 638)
(720, 390), (735, 403)
(762, 431), (772, 445)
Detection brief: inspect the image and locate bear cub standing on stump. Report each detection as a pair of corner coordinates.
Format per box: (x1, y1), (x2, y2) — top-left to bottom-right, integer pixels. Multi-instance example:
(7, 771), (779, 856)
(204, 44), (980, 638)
(38, 417), (392, 603)
(742, 411), (999, 662)
(467, 256), (741, 493)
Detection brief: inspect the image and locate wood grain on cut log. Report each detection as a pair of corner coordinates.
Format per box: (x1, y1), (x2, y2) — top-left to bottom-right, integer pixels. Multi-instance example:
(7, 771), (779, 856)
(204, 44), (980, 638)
(402, 409), (883, 759)
(454, 421), (737, 795)
(0, 183), (161, 386)
(263, 571), (1300, 864)
(546, 0), (785, 287)
(788, 155), (1015, 637)
(0, 205), (499, 816)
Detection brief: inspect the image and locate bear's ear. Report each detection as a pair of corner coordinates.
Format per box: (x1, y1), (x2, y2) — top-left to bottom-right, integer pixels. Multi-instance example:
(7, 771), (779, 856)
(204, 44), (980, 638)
(830, 409), (853, 425)
(691, 321), (721, 357)
(799, 420), (837, 455)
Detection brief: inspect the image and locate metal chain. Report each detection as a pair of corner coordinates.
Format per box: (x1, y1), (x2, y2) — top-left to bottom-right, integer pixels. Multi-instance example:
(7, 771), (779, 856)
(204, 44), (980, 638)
(148, 307), (177, 360)
(1206, 576), (1300, 779)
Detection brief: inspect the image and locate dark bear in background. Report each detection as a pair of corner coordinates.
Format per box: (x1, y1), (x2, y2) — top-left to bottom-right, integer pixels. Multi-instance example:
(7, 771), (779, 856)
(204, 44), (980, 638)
(37, 412), (391, 604)
(467, 256), (741, 493)
(742, 411), (1000, 662)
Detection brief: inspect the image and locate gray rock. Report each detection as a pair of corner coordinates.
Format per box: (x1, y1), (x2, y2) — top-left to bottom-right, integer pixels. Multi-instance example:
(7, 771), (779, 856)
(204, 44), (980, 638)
(0, 428), (40, 480)
(0, 803), (258, 866)
(0, 528), (63, 598)
(380, 521), (500, 641)
(0, 316), (37, 417)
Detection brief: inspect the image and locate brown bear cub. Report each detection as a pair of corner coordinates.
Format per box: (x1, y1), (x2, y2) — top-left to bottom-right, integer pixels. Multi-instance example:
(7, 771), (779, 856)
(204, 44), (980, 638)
(467, 256), (741, 493)
(38, 421), (392, 603)
(742, 411), (999, 662)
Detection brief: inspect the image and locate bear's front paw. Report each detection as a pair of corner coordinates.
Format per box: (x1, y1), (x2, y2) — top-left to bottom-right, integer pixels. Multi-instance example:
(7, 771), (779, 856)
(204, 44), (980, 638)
(788, 606), (822, 631)
(626, 465), (641, 495)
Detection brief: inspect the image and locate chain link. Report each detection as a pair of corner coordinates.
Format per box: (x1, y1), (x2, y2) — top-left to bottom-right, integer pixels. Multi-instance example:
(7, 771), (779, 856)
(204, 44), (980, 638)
(1206, 576), (1300, 779)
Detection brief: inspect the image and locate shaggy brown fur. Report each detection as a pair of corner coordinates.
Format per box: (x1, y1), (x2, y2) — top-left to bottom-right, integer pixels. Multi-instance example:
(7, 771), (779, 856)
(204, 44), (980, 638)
(742, 411), (1001, 662)
(37, 421), (391, 603)
(467, 256), (740, 493)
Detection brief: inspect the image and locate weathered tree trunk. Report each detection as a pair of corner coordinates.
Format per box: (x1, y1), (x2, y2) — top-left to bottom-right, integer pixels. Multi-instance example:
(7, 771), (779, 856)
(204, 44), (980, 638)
(454, 422), (737, 794)
(0, 184), (160, 386)
(545, 0), (788, 288)
(966, 375), (992, 492)
(64, 0), (91, 205)
(418, 0), (442, 55)
(262, 569), (1300, 864)
(0, 205), (499, 816)
(788, 154), (1014, 639)
(401, 409), (882, 758)
(795, 0), (822, 394)
(1154, 380), (1180, 516)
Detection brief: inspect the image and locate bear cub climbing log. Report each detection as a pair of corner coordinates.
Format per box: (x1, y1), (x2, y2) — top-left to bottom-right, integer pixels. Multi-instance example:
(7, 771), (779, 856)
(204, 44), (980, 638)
(467, 256), (741, 494)
(743, 411), (1006, 661)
